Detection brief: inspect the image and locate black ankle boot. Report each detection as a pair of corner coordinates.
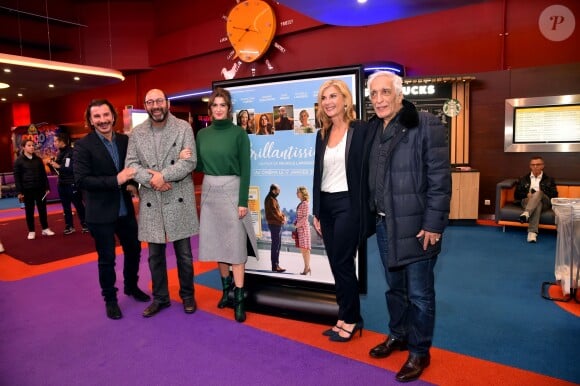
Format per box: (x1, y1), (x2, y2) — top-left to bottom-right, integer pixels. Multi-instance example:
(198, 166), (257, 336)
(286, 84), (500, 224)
(217, 275), (233, 309)
(233, 286), (246, 323)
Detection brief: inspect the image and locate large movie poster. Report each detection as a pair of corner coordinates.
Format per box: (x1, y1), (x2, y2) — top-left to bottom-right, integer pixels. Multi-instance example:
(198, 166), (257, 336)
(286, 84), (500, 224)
(215, 67), (363, 289)
(11, 123), (60, 170)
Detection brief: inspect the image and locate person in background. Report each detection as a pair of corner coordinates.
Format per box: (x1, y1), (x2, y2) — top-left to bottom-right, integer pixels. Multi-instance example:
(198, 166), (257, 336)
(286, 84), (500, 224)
(275, 105), (294, 131)
(265, 184), (286, 273)
(515, 156), (558, 243)
(256, 113), (274, 135)
(74, 99), (150, 320)
(0, 239), (4, 253)
(295, 186), (311, 275)
(13, 139), (55, 240)
(296, 109), (314, 134)
(237, 109), (253, 134)
(126, 88), (198, 317)
(365, 71), (451, 383)
(48, 132), (88, 235)
(196, 87), (258, 323)
(312, 79), (369, 343)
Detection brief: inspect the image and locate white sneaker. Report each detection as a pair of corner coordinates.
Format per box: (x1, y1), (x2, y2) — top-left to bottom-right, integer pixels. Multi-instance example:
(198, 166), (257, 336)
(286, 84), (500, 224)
(0, 242), (4, 253)
(41, 228), (55, 236)
(527, 232), (537, 243)
(27, 232), (36, 240)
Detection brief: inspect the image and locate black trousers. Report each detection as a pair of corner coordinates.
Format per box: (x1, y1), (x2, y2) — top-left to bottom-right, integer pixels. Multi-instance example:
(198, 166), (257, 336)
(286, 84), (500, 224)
(57, 183), (86, 228)
(87, 215), (142, 303)
(148, 238), (194, 304)
(319, 191), (361, 324)
(22, 188), (48, 231)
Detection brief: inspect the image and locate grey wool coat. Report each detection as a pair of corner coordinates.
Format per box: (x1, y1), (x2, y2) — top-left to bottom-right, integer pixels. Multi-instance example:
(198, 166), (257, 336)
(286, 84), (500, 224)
(126, 113), (199, 243)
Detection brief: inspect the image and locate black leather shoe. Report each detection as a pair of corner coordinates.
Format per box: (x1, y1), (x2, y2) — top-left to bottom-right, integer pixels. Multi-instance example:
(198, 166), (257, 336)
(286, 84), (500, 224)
(142, 302), (170, 318)
(395, 353), (430, 383)
(369, 336), (408, 358)
(124, 287), (151, 302)
(105, 302), (122, 320)
(272, 265), (286, 273)
(183, 298), (197, 314)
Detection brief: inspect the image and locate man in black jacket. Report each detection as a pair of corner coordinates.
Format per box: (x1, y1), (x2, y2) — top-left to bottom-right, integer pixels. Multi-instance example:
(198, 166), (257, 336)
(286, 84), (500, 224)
(514, 156), (558, 243)
(74, 99), (150, 320)
(49, 132), (87, 235)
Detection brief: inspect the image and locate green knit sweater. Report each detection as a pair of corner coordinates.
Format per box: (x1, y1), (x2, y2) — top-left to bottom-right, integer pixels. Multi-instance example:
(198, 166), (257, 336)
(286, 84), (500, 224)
(196, 119), (251, 207)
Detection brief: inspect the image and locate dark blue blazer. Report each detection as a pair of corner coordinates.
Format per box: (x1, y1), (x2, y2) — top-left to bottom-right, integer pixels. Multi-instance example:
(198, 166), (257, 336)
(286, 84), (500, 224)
(73, 131), (136, 224)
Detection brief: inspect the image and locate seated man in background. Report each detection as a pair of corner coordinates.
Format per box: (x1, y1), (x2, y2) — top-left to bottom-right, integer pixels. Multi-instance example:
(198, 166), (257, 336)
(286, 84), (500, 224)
(514, 156), (558, 243)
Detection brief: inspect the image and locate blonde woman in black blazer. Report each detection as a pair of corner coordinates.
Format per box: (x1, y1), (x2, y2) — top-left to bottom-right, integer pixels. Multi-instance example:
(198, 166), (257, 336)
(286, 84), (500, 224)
(312, 79), (370, 342)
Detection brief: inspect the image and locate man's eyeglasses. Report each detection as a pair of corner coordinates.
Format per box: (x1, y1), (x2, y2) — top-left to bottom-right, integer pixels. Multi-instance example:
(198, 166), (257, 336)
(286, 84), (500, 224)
(145, 98), (166, 107)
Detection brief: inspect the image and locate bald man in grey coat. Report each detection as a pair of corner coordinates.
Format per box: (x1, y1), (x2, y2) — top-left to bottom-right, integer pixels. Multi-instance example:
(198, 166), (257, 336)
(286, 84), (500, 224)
(126, 88), (199, 318)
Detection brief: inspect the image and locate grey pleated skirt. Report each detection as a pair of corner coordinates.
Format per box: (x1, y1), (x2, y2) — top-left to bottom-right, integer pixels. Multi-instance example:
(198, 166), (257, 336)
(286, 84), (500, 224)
(198, 175), (258, 264)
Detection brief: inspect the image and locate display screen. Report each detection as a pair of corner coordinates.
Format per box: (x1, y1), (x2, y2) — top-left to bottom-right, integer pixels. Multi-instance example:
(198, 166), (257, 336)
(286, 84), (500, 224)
(504, 94), (580, 152)
(213, 65), (366, 293)
(513, 104), (580, 143)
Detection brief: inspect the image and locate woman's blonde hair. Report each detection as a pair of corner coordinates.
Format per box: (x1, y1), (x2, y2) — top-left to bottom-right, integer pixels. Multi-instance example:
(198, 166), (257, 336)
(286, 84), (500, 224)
(297, 186), (309, 201)
(316, 79), (356, 139)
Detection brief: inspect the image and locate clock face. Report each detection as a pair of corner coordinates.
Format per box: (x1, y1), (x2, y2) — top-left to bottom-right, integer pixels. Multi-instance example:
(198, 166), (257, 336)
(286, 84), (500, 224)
(226, 0), (277, 63)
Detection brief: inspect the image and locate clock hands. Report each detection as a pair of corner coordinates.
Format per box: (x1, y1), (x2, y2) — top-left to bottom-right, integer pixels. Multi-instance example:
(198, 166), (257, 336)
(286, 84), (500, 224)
(231, 25), (258, 33)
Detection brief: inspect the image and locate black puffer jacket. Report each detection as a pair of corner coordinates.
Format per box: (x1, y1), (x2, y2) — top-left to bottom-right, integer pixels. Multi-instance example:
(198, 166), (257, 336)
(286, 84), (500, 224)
(365, 100), (451, 268)
(14, 153), (49, 192)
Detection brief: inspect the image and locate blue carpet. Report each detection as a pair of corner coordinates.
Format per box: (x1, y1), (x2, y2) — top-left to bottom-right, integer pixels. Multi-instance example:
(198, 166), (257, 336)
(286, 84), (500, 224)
(197, 224), (580, 384)
(0, 197), (20, 210)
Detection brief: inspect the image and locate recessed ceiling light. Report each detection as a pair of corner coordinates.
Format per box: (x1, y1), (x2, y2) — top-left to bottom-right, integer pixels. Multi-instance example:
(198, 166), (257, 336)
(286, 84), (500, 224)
(3, 68), (11, 73)
(1, 98), (6, 101)
(17, 93), (23, 97)
(49, 84), (55, 88)
(358, 0), (367, 3)
(74, 76), (80, 81)
(0, 82), (9, 89)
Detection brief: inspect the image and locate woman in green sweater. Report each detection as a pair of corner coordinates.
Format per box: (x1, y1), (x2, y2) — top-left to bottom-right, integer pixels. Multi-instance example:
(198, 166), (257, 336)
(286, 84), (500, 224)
(196, 87), (258, 323)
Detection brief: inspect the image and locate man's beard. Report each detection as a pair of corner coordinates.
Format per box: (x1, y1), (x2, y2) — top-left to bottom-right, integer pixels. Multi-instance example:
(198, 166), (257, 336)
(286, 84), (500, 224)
(148, 108), (168, 122)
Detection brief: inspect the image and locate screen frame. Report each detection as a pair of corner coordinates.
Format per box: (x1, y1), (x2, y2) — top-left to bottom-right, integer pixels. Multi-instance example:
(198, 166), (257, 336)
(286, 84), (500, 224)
(504, 94), (580, 152)
(213, 65), (367, 295)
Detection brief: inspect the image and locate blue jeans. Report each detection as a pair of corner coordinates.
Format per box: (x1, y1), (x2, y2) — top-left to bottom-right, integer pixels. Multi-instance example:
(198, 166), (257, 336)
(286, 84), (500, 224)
(376, 217), (437, 355)
(148, 238), (194, 304)
(268, 223), (282, 269)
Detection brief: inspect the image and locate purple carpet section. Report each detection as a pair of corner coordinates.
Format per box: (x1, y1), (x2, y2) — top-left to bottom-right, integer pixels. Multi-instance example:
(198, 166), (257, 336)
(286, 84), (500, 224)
(0, 261), (433, 386)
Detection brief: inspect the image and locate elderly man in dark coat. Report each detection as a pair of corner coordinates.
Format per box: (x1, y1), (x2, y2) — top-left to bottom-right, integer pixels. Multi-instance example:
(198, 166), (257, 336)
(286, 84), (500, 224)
(365, 71), (451, 383)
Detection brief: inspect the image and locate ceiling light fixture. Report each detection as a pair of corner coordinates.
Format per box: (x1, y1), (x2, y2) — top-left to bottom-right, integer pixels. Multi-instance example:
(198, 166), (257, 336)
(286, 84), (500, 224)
(0, 82), (9, 89)
(0, 53), (125, 81)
